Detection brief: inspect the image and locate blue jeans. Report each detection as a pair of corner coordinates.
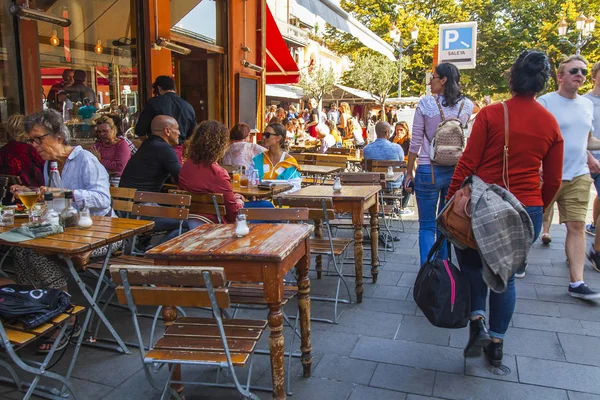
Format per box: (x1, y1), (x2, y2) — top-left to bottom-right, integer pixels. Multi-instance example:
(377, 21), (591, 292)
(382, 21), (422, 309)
(592, 173), (600, 197)
(456, 206), (543, 339)
(414, 164), (455, 265)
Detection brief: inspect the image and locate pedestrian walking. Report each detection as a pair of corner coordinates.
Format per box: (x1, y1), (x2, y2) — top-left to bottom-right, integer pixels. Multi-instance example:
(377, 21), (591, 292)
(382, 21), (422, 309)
(538, 55), (600, 300)
(585, 61), (600, 273)
(447, 50), (563, 366)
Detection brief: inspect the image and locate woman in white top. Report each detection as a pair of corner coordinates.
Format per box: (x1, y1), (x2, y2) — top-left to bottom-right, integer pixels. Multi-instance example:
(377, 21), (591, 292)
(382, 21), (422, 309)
(317, 123), (335, 154)
(221, 123), (266, 170)
(344, 117), (365, 148)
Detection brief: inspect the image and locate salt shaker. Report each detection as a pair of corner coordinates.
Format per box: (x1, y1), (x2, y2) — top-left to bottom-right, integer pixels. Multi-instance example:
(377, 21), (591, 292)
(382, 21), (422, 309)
(234, 214), (250, 237)
(78, 199), (93, 229)
(333, 176), (343, 192)
(387, 166), (395, 178)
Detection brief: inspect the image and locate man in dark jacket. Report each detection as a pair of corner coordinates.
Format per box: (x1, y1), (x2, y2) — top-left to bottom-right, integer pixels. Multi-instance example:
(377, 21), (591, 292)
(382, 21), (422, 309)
(135, 75), (196, 164)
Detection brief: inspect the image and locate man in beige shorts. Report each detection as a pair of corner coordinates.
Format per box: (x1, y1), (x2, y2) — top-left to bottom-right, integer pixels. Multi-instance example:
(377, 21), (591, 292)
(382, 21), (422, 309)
(538, 55), (600, 300)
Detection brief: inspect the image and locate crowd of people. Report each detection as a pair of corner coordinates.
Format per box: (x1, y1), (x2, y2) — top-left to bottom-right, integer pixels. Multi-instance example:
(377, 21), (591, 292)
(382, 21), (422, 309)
(1, 50), (600, 372)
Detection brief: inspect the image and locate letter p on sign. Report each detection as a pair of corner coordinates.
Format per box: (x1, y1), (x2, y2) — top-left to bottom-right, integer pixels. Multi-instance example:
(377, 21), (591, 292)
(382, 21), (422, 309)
(444, 30), (459, 49)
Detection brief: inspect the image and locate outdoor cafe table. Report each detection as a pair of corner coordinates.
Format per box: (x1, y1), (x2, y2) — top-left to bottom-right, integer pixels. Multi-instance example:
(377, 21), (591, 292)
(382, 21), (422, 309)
(0, 217), (154, 377)
(145, 223), (314, 400)
(279, 184), (380, 303)
(299, 164), (343, 176)
(234, 184), (293, 200)
(290, 143), (319, 153)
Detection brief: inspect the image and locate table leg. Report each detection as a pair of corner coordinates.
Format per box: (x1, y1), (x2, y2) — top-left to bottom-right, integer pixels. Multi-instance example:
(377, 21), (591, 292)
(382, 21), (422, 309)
(314, 219), (323, 279)
(370, 203), (380, 283)
(353, 221), (364, 303)
(162, 306), (183, 395)
(268, 302), (285, 399)
(296, 248), (312, 378)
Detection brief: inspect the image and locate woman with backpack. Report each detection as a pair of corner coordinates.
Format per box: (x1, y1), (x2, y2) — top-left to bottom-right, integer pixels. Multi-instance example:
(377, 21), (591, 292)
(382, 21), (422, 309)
(404, 63), (474, 266)
(446, 51), (563, 367)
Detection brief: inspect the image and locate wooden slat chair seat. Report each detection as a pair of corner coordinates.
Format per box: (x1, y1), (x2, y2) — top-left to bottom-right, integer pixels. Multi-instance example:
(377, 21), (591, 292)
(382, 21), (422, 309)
(169, 189), (226, 225)
(0, 305), (86, 399)
(227, 283), (298, 306)
(315, 154), (348, 169)
(293, 153), (316, 165)
(110, 265), (264, 400)
(274, 198), (353, 324)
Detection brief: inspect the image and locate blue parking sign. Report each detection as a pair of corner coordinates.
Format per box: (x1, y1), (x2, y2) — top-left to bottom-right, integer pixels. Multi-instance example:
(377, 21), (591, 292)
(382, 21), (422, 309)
(438, 22), (478, 69)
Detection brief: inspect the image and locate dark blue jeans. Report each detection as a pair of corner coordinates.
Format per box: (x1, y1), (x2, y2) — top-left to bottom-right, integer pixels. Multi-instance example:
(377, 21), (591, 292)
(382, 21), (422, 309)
(414, 164), (455, 266)
(456, 206), (543, 339)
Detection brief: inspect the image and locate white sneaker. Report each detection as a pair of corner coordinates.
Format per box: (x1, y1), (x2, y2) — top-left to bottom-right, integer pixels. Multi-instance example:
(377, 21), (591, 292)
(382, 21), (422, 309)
(399, 208), (414, 216)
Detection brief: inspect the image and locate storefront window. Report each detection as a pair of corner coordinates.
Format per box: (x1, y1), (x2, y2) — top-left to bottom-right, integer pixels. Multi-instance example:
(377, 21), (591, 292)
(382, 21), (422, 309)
(171, 1), (218, 45)
(0, 7), (22, 142)
(37, 0), (139, 141)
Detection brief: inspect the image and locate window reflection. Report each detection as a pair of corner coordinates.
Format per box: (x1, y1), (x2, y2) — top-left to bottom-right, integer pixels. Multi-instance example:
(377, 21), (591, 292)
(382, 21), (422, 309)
(171, 1), (217, 44)
(0, 7), (21, 142)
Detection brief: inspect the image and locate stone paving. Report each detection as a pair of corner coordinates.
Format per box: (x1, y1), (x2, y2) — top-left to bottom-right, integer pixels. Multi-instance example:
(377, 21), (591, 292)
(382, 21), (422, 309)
(1, 205), (600, 399)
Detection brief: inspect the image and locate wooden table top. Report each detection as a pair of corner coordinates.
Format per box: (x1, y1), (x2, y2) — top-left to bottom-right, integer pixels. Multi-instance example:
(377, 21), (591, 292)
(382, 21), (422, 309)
(234, 184), (293, 199)
(290, 143), (319, 152)
(0, 217), (154, 255)
(145, 223), (313, 262)
(299, 164), (343, 175)
(384, 172), (404, 182)
(280, 184), (381, 201)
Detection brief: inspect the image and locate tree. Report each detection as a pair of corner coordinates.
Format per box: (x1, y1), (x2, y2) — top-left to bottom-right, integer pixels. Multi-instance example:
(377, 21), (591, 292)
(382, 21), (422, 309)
(296, 64), (338, 105)
(343, 53), (397, 118)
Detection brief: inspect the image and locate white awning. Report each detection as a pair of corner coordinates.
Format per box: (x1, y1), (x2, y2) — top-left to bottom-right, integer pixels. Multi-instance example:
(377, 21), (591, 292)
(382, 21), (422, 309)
(266, 84), (304, 100)
(295, 0), (396, 61)
(325, 84), (380, 103)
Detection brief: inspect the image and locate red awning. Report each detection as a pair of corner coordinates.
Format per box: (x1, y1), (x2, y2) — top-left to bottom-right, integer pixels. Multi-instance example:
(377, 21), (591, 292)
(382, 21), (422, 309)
(265, 5), (300, 84)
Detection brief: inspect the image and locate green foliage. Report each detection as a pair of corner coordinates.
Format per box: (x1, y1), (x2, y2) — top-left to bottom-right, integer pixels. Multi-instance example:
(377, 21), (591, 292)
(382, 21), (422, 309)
(322, 0), (600, 100)
(342, 53), (398, 109)
(296, 64), (338, 104)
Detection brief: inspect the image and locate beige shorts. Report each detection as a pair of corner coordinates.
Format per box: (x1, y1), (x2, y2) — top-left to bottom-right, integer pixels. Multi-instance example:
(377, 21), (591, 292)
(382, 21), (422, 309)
(543, 174), (593, 224)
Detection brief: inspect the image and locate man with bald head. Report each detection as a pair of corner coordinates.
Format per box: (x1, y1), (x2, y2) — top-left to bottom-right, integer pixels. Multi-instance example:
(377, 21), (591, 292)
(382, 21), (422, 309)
(363, 121), (404, 162)
(119, 115), (181, 193)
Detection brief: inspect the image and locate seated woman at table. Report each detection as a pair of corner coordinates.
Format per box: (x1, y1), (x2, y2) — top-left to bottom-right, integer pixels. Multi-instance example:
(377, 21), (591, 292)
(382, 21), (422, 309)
(9, 109), (113, 352)
(343, 117), (365, 148)
(252, 123), (302, 192)
(179, 120), (245, 224)
(89, 115), (131, 185)
(0, 114), (45, 196)
(317, 123), (336, 154)
(221, 122), (266, 170)
(327, 119), (342, 146)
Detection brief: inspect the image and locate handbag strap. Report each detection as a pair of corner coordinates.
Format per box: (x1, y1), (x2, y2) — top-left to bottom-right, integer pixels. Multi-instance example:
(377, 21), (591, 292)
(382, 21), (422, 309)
(434, 95), (446, 121)
(425, 234), (446, 264)
(501, 101), (510, 190)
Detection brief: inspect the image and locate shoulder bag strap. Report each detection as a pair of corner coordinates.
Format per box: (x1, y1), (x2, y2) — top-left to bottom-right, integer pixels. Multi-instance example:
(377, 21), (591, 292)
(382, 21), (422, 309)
(434, 95), (446, 121)
(501, 101), (510, 190)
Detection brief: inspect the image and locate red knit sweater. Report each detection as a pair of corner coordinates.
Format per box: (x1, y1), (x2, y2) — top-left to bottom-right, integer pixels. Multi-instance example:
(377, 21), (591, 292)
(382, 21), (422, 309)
(447, 95), (563, 209)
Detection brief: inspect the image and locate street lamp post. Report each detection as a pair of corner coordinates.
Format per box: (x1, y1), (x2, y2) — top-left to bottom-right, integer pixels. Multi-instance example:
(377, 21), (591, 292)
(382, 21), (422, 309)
(558, 13), (596, 55)
(389, 24), (418, 98)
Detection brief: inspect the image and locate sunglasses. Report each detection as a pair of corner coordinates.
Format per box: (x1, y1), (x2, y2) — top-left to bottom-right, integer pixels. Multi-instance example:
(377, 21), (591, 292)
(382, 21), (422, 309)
(26, 132), (51, 145)
(263, 132), (282, 139)
(568, 67), (588, 76)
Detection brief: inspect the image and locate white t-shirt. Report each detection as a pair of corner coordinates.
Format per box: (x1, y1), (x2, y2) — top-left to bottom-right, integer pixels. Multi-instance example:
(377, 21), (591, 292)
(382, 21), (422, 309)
(537, 92), (594, 180)
(584, 91), (600, 160)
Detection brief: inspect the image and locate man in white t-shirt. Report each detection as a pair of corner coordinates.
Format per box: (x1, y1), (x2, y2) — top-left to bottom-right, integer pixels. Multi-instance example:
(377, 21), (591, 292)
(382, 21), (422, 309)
(538, 55), (600, 300)
(584, 61), (600, 273)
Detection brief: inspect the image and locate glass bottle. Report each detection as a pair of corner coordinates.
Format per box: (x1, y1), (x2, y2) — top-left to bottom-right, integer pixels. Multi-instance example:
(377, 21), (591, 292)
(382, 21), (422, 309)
(234, 214), (250, 237)
(78, 199), (93, 229)
(59, 191), (80, 228)
(43, 192), (60, 226)
(49, 161), (66, 212)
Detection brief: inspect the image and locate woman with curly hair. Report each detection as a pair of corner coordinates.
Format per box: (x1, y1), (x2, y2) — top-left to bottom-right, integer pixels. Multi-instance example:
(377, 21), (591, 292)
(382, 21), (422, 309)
(178, 120), (246, 223)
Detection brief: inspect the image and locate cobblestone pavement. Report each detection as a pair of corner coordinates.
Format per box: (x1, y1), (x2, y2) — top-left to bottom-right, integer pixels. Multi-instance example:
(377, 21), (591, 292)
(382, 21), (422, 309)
(1, 201), (599, 400)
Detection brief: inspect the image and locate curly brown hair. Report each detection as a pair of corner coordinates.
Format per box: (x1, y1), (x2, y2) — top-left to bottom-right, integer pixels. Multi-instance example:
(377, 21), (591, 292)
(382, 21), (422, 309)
(188, 120), (229, 164)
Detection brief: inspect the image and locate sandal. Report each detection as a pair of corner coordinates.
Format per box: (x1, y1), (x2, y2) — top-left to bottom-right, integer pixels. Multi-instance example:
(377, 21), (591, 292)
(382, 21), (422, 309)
(541, 233), (552, 245)
(37, 323), (81, 354)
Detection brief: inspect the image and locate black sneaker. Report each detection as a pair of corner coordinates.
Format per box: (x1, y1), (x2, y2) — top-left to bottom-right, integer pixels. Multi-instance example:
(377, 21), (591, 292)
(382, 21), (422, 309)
(568, 283), (600, 300)
(515, 262), (527, 279)
(587, 248), (600, 273)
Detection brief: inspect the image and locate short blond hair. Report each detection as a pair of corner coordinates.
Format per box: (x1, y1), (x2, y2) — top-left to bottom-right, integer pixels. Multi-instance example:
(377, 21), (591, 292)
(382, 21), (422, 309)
(592, 61), (600, 79)
(5, 114), (26, 142)
(558, 54), (588, 75)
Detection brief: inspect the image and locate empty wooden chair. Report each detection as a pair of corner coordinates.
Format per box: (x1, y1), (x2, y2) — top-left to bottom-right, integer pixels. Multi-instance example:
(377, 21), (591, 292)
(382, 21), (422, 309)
(110, 265), (265, 400)
(169, 189), (226, 225)
(315, 154), (348, 169)
(109, 187), (136, 218)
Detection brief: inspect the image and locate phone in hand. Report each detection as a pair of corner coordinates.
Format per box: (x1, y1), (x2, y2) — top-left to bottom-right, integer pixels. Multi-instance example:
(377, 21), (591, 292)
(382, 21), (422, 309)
(405, 179), (414, 190)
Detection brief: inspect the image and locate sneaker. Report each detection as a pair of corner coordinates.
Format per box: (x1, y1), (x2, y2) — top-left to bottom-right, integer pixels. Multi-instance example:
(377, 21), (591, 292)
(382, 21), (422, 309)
(541, 233), (552, 245)
(586, 224), (596, 236)
(588, 248), (600, 273)
(399, 208), (414, 216)
(515, 262), (527, 278)
(568, 283), (600, 300)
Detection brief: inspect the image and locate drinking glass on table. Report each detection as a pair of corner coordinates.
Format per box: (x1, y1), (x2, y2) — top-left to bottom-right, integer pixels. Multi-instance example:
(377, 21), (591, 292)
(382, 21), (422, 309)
(16, 187), (40, 224)
(232, 167), (241, 189)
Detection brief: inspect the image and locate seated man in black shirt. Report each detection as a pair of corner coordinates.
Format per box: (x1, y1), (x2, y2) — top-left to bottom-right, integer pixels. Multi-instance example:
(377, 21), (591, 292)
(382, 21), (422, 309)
(120, 115), (185, 245)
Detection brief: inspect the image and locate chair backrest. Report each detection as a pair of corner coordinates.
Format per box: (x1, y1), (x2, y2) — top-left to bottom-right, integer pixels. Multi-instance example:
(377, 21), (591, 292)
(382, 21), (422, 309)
(294, 153), (316, 165)
(340, 172), (386, 190)
(169, 189), (226, 224)
(0, 174), (22, 186)
(110, 265), (230, 308)
(364, 159), (406, 173)
(326, 147), (352, 155)
(316, 154), (347, 168)
(132, 191), (191, 220)
(275, 198), (335, 221)
(110, 187), (136, 214)
(240, 207), (309, 222)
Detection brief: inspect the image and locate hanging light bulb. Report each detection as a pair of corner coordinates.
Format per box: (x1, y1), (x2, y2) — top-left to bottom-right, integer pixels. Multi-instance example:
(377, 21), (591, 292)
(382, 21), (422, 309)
(50, 30), (60, 46)
(94, 39), (103, 54)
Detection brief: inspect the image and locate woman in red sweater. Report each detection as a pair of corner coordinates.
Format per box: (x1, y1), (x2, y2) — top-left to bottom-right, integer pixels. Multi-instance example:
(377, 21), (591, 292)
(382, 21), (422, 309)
(179, 121), (245, 223)
(447, 51), (563, 367)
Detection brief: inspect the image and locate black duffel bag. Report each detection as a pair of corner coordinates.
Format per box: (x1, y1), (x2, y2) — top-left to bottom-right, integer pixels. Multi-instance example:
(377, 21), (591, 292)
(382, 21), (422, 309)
(413, 236), (470, 329)
(0, 285), (72, 329)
